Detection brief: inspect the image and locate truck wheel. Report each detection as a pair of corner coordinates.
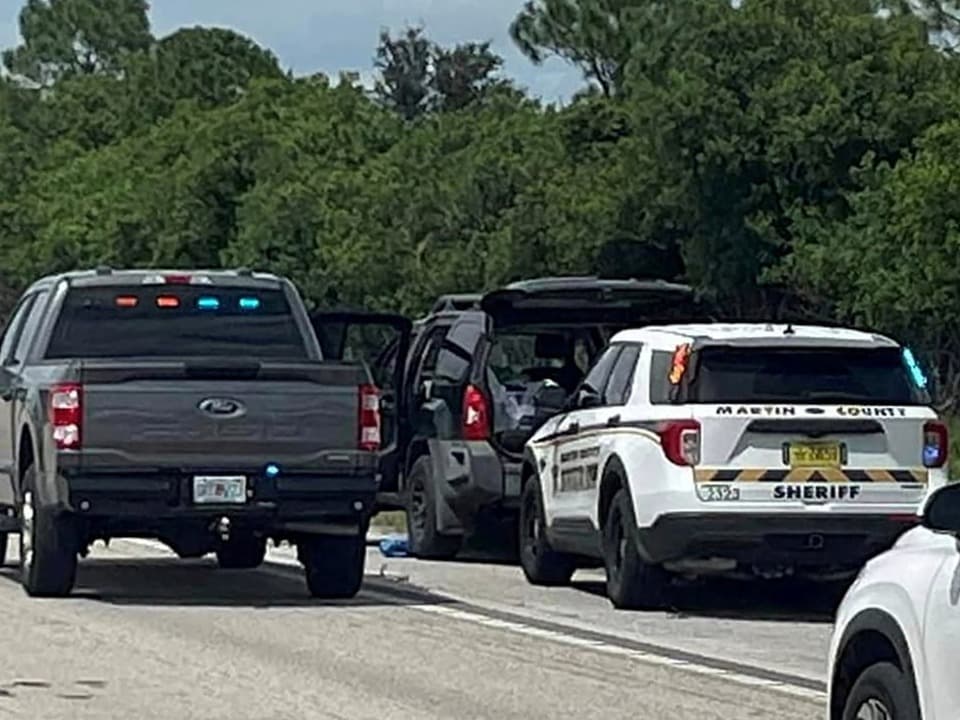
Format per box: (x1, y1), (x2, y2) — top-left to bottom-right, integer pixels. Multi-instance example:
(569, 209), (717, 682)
(19, 466), (78, 598)
(301, 533), (366, 599)
(405, 457), (462, 560)
(519, 478), (575, 586)
(603, 488), (668, 610)
(216, 535), (266, 570)
(842, 662), (920, 720)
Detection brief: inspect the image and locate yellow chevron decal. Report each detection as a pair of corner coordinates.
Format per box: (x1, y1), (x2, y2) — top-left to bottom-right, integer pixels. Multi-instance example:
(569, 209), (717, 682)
(693, 468), (928, 484)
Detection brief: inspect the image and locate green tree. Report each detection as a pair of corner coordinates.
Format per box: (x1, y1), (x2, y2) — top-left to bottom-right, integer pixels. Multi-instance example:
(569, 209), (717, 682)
(373, 27), (432, 120)
(3, 0), (151, 85)
(430, 41), (505, 112)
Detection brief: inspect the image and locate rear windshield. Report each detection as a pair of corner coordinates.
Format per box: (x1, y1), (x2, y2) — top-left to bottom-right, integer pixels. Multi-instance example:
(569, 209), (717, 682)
(45, 286), (310, 360)
(686, 346), (926, 405)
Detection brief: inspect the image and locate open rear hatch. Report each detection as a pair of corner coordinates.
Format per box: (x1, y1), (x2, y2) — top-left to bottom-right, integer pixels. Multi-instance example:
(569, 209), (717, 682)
(480, 276), (712, 330)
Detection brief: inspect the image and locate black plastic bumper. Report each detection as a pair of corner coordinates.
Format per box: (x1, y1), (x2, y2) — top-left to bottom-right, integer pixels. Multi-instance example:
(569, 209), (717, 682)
(636, 512), (921, 568)
(63, 470), (377, 530)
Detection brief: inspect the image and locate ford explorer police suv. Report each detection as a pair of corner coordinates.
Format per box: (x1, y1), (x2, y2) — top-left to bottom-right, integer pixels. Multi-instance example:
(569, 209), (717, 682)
(518, 323), (948, 610)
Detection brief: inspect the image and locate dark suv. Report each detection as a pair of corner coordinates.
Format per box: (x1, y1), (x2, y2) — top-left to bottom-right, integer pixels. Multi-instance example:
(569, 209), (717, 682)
(314, 277), (710, 559)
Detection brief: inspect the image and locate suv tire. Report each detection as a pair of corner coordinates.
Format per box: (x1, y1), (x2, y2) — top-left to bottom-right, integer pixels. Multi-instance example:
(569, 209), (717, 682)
(603, 487), (668, 610)
(519, 477), (575, 586)
(19, 464), (78, 598)
(405, 457), (462, 560)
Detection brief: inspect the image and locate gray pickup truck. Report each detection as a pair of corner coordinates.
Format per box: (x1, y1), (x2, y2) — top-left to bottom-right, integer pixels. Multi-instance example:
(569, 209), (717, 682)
(0, 268), (387, 598)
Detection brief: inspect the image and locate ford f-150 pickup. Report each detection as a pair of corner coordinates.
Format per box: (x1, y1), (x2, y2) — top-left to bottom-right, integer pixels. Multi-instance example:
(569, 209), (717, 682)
(0, 268), (384, 598)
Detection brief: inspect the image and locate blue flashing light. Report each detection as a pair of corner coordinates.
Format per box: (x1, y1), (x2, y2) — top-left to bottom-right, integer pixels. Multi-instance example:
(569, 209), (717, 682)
(924, 444), (940, 466)
(264, 463), (280, 479)
(239, 296), (261, 310)
(902, 347), (928, 390)
(197, 296), (220, 310)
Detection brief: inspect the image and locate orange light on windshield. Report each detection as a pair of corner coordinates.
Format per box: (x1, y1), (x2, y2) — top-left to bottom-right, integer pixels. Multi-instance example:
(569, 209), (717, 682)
(115, 295), (138, 308)
(669, 344), (691, 385)
(156, 295), (180, 308)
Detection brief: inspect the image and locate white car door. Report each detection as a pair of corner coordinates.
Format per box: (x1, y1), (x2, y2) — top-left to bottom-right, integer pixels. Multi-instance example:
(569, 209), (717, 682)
(921, 538), (960, 719)
(546, 346), (621, 524)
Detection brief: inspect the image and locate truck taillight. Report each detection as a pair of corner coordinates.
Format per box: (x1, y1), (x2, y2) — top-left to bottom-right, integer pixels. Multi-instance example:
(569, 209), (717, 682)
(462, 384), (490, 441)
(659, 420), (701, 466)
(51, 383), (82, 450)
(923, 420), (948, 468)
(358, 384), (381, 452)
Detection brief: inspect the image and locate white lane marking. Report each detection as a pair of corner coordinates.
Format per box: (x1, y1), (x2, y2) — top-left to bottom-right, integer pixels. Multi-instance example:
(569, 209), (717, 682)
(117, 539), (826, 703)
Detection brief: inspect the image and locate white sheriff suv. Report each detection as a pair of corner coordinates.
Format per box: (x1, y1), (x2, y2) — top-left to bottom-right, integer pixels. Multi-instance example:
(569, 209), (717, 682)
(827, 482), (960, 720)
(518, 323), (949, 609)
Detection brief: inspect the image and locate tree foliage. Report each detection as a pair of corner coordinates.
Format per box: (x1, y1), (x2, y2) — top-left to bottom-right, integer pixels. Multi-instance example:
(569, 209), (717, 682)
(4, 0), (960, 408)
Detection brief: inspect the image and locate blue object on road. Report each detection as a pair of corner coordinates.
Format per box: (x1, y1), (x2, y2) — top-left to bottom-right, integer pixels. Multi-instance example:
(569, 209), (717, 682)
(379, 535), (409, 557)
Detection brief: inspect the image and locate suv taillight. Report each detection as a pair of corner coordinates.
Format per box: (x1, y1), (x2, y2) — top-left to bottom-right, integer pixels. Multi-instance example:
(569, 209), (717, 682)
(51, 383), (82, 450)
(659, 420), (701, 466)
(923, 420), (948, 468)
(358, 384), (381, 452)
(462, 384), (490, 441)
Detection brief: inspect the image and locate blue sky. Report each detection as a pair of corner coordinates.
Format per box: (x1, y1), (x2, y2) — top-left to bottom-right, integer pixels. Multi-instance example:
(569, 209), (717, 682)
(0, 0), (583, 102)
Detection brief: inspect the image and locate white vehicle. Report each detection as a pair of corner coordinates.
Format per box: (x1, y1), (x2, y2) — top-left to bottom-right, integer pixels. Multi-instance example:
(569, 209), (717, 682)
(827, 482), (960, 720)
(518, 323), (949, 609)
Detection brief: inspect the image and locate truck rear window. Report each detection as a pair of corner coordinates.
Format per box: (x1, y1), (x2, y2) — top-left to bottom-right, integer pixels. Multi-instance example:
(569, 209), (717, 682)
(686, 346), (925, 405)
(45, 286), (310, 359)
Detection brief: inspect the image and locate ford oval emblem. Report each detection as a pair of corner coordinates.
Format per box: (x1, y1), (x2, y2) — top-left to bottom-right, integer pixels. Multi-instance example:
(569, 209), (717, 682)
(198, 397), (245, 418)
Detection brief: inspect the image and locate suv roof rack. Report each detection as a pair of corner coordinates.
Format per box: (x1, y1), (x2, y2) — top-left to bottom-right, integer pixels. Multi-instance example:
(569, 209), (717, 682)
(430, 294), (482, 314)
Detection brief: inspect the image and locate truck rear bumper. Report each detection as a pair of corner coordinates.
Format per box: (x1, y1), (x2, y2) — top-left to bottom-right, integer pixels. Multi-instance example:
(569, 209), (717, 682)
(636, 512), (921, 570)
(60, 470), (377, 532)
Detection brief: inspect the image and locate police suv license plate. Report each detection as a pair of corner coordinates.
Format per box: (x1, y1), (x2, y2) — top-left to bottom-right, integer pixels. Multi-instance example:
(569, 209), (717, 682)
(788, 442), (841, 467)
(192, 476), (247, 505)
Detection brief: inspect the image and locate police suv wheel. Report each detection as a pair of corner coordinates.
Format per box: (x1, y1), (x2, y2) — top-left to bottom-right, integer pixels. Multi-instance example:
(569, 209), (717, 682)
(301, 533), (366, 599)
(842, 662), (920, 720)
(603, 488), (667, 610)
(519, 478), (575, 586)
(19, 465), (78, 598)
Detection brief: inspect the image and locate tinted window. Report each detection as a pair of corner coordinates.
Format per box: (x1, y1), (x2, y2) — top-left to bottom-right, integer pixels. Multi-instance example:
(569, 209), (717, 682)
(582, 346), (621, 394)
(413, 325), (450, 385)
(649, 350), (673, 404)
(45, 286), (308, 359)
(11, 291), (48, 364)
(604, 345), (641, 405)
(0, 294), (36, 365)
(688, 346), (923, 405)
(436, 320), (481, 383)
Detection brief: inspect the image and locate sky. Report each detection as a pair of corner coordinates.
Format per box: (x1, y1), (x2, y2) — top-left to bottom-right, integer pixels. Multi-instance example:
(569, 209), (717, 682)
(0, 0), (584, 102)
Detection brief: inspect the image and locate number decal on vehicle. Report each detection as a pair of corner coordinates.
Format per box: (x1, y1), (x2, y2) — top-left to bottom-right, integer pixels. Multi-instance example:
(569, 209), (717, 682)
(697, 484), (740, 502)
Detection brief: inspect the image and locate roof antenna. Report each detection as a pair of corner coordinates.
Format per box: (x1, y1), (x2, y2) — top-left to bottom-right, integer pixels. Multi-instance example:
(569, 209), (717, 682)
(783, 323), (796, 336)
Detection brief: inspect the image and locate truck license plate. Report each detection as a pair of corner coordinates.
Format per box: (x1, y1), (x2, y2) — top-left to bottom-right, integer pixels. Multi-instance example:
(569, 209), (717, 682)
(192, 476), (247, 505)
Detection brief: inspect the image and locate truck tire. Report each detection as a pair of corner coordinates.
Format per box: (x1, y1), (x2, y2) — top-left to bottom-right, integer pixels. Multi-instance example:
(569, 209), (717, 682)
(405, 457), (462, 560)
(301, 533), (365, 599)
(216, 535), (266, 570)
(19, 465), (78, 598)
(519, 478), (575, 586)
(603, 488), (668, 610)
(842, 662), (920, 720)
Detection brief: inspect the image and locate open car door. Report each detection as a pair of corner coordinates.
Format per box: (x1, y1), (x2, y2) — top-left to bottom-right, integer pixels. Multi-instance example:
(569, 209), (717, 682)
(310, 311), (412, 497)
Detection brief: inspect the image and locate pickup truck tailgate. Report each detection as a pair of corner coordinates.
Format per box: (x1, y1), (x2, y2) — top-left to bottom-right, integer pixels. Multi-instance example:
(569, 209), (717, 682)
(76, 360), (368, 471)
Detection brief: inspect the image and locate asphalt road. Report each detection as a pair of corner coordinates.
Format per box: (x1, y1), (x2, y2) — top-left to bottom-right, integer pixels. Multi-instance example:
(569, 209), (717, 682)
(0, 539), (825, 720)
